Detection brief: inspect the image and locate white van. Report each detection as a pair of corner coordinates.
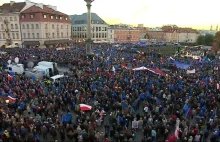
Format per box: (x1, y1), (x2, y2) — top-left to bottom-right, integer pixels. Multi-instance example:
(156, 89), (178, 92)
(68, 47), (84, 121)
(33, 65), (53, 77)
(50, 74), (64, 82)
(5, 64), (24, 74)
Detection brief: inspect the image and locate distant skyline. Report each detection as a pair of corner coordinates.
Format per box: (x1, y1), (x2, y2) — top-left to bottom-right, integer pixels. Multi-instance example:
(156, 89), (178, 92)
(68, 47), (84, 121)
(1, 0), (219, 30)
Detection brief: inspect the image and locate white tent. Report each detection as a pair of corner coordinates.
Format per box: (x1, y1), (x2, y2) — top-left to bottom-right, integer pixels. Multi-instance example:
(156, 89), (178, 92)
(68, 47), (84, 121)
(132, 66), (148, 71)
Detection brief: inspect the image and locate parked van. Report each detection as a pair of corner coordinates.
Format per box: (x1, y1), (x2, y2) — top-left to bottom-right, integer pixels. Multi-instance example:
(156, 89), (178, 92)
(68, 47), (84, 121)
(50, 74), (64, 82)
(5, 64), (24, 74)
(37, 61), (58, 75)
(33, 65), (53, 77)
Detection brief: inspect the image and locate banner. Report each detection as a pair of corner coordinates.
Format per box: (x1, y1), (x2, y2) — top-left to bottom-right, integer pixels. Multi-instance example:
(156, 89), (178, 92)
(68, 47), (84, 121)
(186, 69), (195, 74)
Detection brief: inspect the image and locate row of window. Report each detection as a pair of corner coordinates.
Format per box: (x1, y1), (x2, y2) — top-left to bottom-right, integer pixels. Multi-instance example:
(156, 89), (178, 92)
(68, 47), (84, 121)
(74, 20), (105, 25)
(45, 24), (68, 29)
(21, 14), (68, 21)
(45, 32), (69, 38)
(73, 26), (107, 32)
(0, 16), (17, 22)
(23, 33), (39, 39)
(73, 33), (107, 38)
(0, 32), (19, 39)
(1, 24), (18, 30)
(22, 24), (39, 29)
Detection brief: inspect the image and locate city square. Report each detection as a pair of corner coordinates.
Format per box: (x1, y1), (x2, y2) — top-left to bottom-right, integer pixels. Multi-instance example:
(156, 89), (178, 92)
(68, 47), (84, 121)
(0, 0), (219, 142)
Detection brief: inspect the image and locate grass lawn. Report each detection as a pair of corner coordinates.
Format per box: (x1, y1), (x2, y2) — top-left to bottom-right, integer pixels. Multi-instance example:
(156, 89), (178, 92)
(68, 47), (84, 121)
(157, 46), (184, 56)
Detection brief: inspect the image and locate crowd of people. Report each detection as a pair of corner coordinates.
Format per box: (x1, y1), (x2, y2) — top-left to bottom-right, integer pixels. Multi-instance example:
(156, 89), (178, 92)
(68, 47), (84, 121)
(0, 45), (219, 142)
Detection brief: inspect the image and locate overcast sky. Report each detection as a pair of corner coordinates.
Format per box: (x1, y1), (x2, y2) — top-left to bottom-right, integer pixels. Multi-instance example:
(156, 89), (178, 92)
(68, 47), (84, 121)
(1, 0), (219, 29)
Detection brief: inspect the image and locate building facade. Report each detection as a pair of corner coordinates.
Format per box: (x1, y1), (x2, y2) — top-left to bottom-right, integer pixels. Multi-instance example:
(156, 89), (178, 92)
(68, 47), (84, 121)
(178, 28), (199, 43)
(70, 13), (108, 43)
(20, 0), (71, 47)
(146, 28), (165, 42)
(108, 27), (140, 44)
(162, 25), (179, 42)
(0, 1), (26, 47)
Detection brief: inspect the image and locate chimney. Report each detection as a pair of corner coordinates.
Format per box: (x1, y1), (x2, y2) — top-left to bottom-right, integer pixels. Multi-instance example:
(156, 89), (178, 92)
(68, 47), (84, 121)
(10, 1), (15, 6)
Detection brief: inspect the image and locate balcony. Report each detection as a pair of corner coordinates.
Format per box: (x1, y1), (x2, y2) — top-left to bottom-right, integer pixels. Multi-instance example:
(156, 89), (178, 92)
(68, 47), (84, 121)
(4, 19), (9, 24)
(5, 29), (9, 33)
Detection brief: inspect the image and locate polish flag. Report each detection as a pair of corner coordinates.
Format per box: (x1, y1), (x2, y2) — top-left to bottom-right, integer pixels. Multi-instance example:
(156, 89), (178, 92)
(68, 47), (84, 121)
(79, 104), (92, 111)
(8, 74), (13, 80)
(8, 94), (16, 102)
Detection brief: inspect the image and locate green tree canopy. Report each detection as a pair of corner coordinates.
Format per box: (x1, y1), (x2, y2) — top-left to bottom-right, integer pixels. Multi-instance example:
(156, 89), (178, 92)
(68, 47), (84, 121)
(197, 35), (205, 45)
(204, 34), (214, 46)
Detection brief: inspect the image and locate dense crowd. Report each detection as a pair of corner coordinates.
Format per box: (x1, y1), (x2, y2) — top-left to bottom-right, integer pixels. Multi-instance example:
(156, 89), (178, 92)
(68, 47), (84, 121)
(0, 45), (219, 142)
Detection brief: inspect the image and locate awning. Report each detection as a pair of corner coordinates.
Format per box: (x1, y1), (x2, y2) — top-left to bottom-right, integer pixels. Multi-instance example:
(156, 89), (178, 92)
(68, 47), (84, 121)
(44, 39), (70, 45)
(22, 41), (40, 46)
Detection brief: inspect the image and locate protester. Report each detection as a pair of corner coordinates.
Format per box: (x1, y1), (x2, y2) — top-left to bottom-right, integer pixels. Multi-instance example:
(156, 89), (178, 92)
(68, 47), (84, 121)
(0, 45), (219, 142)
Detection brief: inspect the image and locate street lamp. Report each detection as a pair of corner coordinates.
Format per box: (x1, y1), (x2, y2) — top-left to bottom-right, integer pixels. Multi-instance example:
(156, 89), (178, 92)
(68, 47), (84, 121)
(84, 0), (94, 55)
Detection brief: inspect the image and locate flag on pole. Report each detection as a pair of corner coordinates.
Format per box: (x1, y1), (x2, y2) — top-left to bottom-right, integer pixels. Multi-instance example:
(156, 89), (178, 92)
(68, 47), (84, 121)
(8, 74), (13, 80)
(8, 93), (16, 102)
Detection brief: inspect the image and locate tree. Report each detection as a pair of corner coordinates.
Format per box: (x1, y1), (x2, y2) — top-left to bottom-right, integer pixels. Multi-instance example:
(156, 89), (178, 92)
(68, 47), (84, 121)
(211, 31), (220, 53)
(204, 34), (214, 46)
(197, 35), (205, 45)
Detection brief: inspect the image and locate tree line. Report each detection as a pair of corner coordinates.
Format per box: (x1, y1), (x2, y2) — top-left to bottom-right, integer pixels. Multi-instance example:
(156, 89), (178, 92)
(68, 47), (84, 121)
(197, 34), (214, 46)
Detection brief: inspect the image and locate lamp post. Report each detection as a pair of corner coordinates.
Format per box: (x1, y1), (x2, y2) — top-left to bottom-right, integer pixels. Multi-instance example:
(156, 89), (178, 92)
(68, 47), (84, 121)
(84, 0), (94, 55)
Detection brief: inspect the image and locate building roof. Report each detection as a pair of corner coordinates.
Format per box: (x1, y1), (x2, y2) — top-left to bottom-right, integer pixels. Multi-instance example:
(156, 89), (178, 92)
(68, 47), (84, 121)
(178, 28), (198, 33)
(69, 13), (107, 25)
(0, 2), (26, 13)
(20, 4), (71, 23)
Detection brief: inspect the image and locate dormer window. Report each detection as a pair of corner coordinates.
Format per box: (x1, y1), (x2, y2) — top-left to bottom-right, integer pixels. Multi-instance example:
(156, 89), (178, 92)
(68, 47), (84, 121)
(56, 16), (58, 20)
(43, 14), (47, 19)
(21, 15), (25, 19)
(30, 14), (34, 19)
(65, 17), (68, 20)
(60, 16), (62, 20)
(51, 15), (54, 19)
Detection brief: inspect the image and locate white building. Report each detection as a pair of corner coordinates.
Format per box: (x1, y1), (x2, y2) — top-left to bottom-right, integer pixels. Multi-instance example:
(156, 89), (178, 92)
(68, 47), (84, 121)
(20, 0), (71, 47)
(178, 28), (199, 43)
(70, 13), (108, 43)
(0, 1), (26, 47)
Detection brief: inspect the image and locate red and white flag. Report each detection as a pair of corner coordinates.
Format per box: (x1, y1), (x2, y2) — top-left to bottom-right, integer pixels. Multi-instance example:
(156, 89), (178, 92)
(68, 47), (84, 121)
(79, 104), (92, 111)
(8, 74), (13, 80)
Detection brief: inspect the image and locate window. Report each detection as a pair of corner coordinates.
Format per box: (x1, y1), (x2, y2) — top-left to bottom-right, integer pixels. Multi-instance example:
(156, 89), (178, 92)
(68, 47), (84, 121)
(57, 33), (59, 38)
(67, 32), (68, 37)
(59, 16), (62, 20)
(32, 33), (35, 38)
(11, 24), (14, 29)
(27, 24), (29, 29)
(52, 33), (55, 38)
(15, 24), (18, 29)
(30, 14), (34, 19)
(1, 24), (3, 30)
(43, 15), (47, 18)
(31, 24), (34, 29)
(55, 16), (58, 20)
(12, 33), (15, 39)
(99, 27), (101, 31)
(61, 32), (63, 38)
(3, 33), (5, 39)
(51, 16), (53, 19)
(37, 33), (39, 38)
(65, 17), (68, 20)
(0, 33), (1, 39)
(14, 17), (17, 21)
(61, 25), (63, 29)
(22, 24), (25, 29)
(10, 17), (12, 21)
(21, 15), (25, 19)
(52, 24), (54, 29)
(45, 24), (47, 29)
(46, 33), (48, 38)
(23, 33), (26, 39)
(16, 33), (19, 39)
(36, 24), (39, 29)
(28, 33), (30, 38)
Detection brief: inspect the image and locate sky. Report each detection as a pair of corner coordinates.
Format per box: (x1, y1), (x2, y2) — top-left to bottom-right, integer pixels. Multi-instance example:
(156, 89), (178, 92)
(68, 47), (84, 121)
(1, 0), (219, 29)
